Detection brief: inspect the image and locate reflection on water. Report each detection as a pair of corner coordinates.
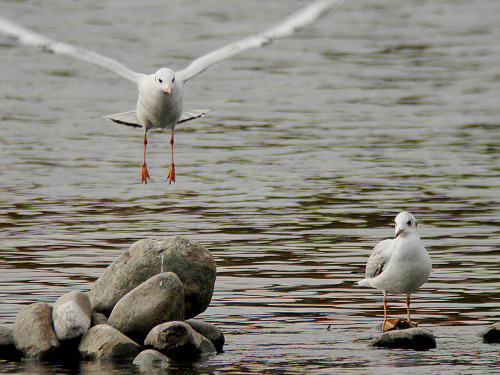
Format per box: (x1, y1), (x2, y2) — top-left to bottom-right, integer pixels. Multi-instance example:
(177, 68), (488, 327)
(1, 0), (500, 373)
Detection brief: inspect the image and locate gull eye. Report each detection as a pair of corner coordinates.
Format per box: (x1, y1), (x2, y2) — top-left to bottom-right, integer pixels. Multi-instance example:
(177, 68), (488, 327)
(407, 220), (412, 226)
(172, 77), (175, 83)
(158, 78), (163, 84)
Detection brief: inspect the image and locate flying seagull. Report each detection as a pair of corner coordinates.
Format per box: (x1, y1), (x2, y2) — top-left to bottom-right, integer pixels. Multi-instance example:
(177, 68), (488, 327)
(357, 211), (432, 332)
(0, 0), (346, 184)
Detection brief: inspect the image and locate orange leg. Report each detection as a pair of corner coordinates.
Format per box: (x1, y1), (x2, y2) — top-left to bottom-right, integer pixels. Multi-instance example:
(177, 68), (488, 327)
(141, 132), (150, 184)
(381, 292), (398, 332)
(405, 294), (412, 323)
(167, 132), (175, 184)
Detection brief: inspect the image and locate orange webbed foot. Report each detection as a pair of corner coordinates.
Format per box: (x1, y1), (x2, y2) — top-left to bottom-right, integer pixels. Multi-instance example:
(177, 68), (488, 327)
(141, 163), (150, 184)
(167, 163), (175, 184)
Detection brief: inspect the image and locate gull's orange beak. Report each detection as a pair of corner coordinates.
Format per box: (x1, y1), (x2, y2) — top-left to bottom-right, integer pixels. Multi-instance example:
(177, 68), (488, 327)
(395, 227), (404, 238)
(163, 86), (172, 96)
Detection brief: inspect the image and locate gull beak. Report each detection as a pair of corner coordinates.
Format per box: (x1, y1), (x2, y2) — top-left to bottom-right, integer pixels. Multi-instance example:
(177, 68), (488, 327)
(163, 86), (173, 96)
(395, 227), (404, 238)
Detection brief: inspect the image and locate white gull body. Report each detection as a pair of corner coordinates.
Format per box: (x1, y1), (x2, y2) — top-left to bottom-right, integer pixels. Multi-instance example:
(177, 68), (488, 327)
(0, 0), (346, 184)
(358, 211), (431, 331)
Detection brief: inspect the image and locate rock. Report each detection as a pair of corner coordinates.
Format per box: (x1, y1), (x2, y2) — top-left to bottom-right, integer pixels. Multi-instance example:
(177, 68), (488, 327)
(186, 319), (225, 353)
(144, 321), (216, 360)
(481, 322), (500, 343)
(88, 236), (216, 319)
(108, 272), (185, 343)
(91, 312), (108, 326)
(0, 326), (22, 361)
(79, 324), (141, 361)
(133, 349), (170, 371)
(52, 291), (92, 341)
(369, 327), (436, 351)
(13, 302), (60, 360)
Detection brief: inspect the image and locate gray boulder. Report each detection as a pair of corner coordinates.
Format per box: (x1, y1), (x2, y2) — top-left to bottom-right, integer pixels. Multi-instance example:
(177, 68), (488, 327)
(481, 322), (500, 343)
(133, 349), (170, 371)
(144, 321), (216, 360)
(186, 319), (225, 353)
(52, 291), (92, 341)
(369, 327), (436, 351)
(0, 326), (22, 361)
(13, 302), (60, 360)
(108, 272), (185, 343)
(88, 236), (216, 319)
(78, 324), (141, 361)
(91, 312), (108, 326)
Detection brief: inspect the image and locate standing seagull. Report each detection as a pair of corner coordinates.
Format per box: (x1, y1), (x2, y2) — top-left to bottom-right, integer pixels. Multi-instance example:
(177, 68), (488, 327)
(357, 211), (432, 332)
(0, 0), (346, 184)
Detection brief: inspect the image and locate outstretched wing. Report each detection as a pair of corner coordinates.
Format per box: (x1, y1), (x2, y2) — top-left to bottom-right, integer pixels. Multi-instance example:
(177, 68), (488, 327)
(0, 15), (145, 84)
(364, 239), (394, 279)
(176, 0), (346, 83)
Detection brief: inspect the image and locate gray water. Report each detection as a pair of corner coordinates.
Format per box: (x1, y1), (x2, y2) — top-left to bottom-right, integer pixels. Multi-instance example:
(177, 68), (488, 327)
(1, 0), (500, 373)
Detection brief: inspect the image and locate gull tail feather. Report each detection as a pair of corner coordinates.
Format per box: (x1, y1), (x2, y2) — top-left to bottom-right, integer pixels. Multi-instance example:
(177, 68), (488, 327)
(357, 279), (371, 287)
(103, 109), (210, 128)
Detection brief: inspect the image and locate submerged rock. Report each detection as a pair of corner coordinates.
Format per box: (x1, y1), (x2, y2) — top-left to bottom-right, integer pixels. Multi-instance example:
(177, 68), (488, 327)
(13, 302), (60, 360)
(144, 321), (216, 360)
(78, 324), (141, 361)
(186, 319), (225, 353)
(0, 326), (22, 361)
(370, 327), (436, 351)
(133, 349), (170, 371)
(88, 236), (216, 319)
(481, 322), (500, 343)
(52, 291), (92, 341)
(108, 272), (185, 343)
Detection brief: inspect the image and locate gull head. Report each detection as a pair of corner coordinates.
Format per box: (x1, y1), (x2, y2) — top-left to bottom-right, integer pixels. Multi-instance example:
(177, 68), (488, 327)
(394, 211), (418, 238)
(154, 68), (176, 96)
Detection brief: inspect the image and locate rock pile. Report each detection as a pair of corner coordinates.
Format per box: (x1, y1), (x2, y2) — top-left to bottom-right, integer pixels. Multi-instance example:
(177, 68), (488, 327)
(1, 236), (224, 365)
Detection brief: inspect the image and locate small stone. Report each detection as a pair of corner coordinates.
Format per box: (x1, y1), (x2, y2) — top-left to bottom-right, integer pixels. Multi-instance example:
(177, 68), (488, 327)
(52, 291), (92, 341)
(78, 324), (141, 361)
(186, 319), (225, 353)
(0, 326), (22, 361)
(13, 303), (60, 361)
(144, 321), (216, 360)
(91, 312), (108, 326)
(481, 322), (500, 343)
(108, 272), (185, 343)
(133, 349), (170, 371)
(88, 236), (216, 319)
(369, 327), (436, 351)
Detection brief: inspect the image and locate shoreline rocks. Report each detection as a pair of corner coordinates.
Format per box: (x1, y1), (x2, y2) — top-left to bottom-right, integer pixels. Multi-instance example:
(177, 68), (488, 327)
(79, 324), (141, 360)
(108, 272), (185, 343)
(144, 321), (217, 360)
(481, 322), (500, 343)
(88, 236), (216, 319)
(3, 235), (223, 366)
(53, 291), (92, 341)
(13, 303), (60, 361)
(369, 327), (436, 351)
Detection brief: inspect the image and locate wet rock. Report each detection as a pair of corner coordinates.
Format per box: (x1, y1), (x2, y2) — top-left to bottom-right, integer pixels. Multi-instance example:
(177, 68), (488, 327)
(186, 319), (225, 353)
(108, 272), (185, 343)
(481, 322), (500, 343)
(370, 327), (436, 351)
(91, 312), (108, 326)
(13, 302), (60, 360)
(144, 321), (216, 360)
(133, 349), (170, 371)
(88, 236), (216, 319)
(52, 291), (92, 341)
(79, 324), (141, 361)
(0, 326), (22, 361)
